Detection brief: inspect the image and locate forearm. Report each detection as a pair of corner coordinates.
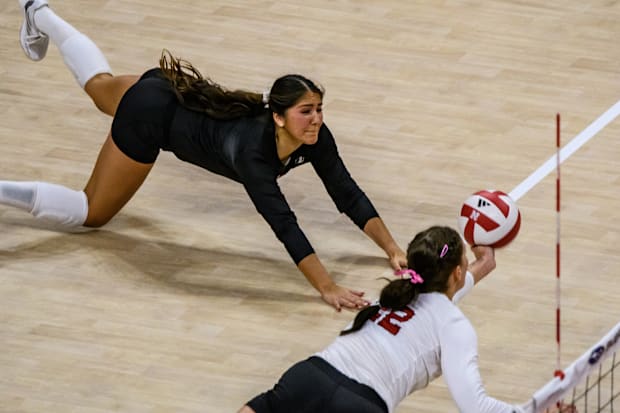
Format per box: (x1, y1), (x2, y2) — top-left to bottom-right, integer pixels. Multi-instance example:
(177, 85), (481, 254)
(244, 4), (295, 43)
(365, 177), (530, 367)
(453, 246), (496, 303)
(362, 216), (401, 257)
(467, 246), (496, 285)
(442, 321), (519, 413)
(297, 253), (334, 294)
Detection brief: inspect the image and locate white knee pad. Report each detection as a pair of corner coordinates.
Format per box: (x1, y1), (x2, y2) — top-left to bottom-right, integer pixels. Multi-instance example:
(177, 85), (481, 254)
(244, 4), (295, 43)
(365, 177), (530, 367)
(30, 182), (89, 228)
(59, 33), (112, 88)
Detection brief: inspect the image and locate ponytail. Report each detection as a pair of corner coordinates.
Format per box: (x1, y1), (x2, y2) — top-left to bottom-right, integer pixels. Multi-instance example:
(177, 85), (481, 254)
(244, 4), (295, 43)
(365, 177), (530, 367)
(340, 277), (420, 336)
(340, 226), (463, 336)
(340, 305), (380, 336)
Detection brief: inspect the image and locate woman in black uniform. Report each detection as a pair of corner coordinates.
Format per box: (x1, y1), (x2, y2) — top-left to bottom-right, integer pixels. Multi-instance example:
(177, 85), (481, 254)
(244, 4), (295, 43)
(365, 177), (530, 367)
(4, 0), (407, 311)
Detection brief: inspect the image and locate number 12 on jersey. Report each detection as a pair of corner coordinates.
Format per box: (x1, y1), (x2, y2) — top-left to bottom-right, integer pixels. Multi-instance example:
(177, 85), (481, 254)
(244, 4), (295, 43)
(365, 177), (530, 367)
(370, 307), (415, 335)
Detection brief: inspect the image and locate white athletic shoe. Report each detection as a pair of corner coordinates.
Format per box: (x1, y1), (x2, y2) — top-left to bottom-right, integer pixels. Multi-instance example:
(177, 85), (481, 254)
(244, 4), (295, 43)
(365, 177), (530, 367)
(19, 0), (50, 61)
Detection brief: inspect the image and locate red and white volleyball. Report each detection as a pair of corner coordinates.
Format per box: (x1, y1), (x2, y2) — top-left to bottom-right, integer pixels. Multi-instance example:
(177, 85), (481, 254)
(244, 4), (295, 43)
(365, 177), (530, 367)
(458, 189), (521, 248)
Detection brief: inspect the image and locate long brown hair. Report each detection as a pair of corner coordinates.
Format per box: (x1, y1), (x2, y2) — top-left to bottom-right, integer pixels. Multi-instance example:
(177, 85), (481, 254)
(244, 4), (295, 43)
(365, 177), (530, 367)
(158, 49), (324, 120)
(341, 226), (463, 336)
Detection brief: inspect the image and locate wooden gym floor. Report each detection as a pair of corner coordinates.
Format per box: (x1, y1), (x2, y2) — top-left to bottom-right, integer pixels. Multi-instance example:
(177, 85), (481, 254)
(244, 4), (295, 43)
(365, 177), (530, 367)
(1, 1), (619, 411)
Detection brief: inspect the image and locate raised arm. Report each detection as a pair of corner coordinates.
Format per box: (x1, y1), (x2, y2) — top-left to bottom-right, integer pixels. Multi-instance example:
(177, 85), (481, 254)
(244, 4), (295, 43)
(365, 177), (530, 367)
(452, 245), (496, 303)
(467, 245), (496, 285)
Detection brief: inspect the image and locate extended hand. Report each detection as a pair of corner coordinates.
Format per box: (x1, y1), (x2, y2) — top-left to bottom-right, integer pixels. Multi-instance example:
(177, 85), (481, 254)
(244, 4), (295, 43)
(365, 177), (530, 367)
(321, 283), (369, 312)
(470, 244), (495, 262)
(466, 244), (496, 284)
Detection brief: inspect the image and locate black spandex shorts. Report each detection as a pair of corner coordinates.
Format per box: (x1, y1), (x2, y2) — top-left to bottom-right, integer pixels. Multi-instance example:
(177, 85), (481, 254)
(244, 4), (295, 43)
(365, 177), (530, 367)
(110, 68), (178, 164)
(246, 356), (388, 413)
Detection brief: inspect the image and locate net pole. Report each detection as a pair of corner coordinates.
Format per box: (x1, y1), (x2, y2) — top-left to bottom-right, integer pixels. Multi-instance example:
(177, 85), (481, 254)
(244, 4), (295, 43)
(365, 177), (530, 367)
(554, 113), (564, 381)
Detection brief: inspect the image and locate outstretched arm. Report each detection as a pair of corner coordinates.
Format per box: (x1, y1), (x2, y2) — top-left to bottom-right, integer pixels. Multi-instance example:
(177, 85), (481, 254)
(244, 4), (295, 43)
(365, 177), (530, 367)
(441, 317), (524, 413)
(238, 156), (371, 312)
(309, 127), (407, 270)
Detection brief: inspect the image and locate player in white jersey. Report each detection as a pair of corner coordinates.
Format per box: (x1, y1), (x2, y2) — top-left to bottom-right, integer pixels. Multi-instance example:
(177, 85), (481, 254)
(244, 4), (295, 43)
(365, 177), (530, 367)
(238, 225), (575, 413)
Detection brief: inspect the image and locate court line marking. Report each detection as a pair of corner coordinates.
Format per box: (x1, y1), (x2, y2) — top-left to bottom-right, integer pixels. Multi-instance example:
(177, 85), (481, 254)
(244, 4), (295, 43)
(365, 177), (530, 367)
(509, 99), (620, 202)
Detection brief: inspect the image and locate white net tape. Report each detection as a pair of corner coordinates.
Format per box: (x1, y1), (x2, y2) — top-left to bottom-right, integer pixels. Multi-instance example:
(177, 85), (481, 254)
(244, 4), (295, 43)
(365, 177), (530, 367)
(523, 321), (620, 413)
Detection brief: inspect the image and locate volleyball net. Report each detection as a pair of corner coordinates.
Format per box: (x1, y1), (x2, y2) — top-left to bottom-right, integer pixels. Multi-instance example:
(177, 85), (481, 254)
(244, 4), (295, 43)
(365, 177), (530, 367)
(521, 321), (620, 413)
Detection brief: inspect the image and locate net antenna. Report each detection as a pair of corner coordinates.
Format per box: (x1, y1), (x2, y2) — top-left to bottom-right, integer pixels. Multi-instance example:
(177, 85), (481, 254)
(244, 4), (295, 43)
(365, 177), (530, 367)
(555, 113), (563, 381)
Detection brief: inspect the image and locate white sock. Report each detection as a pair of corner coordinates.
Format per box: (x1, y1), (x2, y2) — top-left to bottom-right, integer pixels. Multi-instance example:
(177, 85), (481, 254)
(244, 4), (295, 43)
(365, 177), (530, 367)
(33, 6), (79, 46)
(33, 7), (112, 88)
(0, 181), (88, 228)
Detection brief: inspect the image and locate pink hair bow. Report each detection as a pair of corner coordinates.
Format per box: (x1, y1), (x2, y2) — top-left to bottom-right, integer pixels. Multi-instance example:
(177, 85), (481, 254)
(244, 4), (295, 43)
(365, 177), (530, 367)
(395, 269), (424, 284)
